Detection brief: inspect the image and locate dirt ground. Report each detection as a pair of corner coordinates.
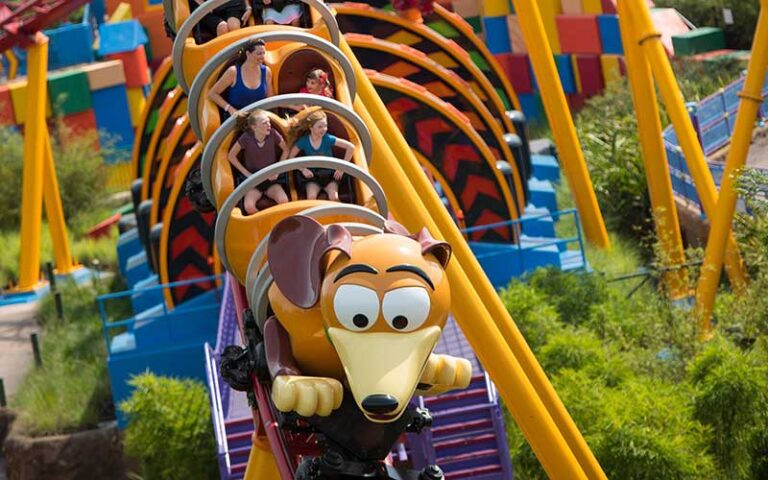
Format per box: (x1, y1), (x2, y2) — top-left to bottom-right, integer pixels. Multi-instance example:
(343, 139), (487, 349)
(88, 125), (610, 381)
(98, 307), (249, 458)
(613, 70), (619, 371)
(710, 126), (768, 170)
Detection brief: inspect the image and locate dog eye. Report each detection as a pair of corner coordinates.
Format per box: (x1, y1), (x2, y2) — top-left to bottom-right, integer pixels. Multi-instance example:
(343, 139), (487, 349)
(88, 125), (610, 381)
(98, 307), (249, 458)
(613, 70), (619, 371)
(333, 284), (379, 331)
(381, 287), (430, 332)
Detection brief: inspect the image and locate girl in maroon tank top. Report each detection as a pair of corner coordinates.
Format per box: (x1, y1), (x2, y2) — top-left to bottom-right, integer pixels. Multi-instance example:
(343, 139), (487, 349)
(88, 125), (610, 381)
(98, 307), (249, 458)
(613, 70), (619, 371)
(228, 110), (289, 214)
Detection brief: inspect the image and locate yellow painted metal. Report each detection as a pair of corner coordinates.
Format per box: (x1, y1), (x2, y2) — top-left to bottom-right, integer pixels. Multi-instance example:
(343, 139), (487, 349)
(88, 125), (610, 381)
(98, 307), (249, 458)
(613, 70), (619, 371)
(355, 99), (589, 480)
(42, 133), (78, 275)
(625, 0), (748, 292)
(617, 2), (688, 300)
(16, 34), (49, 291)
(509, 0), (610, 249)
(243, 440), (280, 480)
(695, 2), (768, 337)
(342, 37), (602, 479)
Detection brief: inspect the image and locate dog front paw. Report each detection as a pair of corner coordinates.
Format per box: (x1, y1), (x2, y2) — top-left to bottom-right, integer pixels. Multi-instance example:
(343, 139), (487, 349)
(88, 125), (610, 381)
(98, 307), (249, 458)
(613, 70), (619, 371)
(271, 375), (344, 417)
(417, 354), (472, 395)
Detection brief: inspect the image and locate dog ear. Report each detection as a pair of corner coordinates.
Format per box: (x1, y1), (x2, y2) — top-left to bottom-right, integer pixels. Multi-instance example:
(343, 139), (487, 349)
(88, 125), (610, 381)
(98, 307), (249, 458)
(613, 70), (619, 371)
(383, 219), (410, 236)
(416, 227), (451, 269)
(268, 216), (352, 308)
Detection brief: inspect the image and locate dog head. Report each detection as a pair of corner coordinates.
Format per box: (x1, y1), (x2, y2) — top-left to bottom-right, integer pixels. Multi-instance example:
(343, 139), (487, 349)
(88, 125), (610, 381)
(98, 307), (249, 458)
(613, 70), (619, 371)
(268, 215), (451, 422)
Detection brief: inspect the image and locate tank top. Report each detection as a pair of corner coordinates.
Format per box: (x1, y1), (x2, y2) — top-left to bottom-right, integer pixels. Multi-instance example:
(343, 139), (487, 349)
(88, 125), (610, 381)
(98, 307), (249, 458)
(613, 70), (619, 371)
(228, 63), (267, 110)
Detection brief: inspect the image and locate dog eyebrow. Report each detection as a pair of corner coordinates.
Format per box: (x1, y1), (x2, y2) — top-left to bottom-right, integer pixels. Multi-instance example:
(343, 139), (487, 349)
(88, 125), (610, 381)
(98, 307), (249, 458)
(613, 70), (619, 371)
(334, 264), (378, 282)
(385, 265), (434, 290)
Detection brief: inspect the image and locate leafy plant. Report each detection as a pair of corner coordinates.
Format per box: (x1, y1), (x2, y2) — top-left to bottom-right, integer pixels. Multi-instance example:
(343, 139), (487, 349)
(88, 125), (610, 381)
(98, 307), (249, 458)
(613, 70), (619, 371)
(120, 374), (218, 480)
(526, 267), (609, 326)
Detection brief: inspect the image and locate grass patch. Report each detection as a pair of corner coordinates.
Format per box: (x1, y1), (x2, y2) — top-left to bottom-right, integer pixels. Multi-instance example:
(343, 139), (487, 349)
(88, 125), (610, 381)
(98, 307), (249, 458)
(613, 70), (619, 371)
(10, 278), (118, 436)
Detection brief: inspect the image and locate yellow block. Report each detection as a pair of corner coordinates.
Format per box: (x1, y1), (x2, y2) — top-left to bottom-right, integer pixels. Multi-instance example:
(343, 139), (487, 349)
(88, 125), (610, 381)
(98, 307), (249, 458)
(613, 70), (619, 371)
(582, 0), (603, 13)
(109, 2), (133, 22)
(539, 0), (562, 53)
(561, 0), (582, 14)
(482, 0), (510, 16)
(126, 87), (147, 127)
(600, 54), (622, 86)
(8, 79), (52, 124)
(106, 161), (133, 190)
(570, 55), (583, 92)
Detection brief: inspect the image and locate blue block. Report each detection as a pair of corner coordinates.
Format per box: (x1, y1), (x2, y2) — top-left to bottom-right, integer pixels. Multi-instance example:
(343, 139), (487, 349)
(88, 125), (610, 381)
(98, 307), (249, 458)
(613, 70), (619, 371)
(125, 251), (150, 288)
(92, 85), (134, 149)
(117, 228), (142, 275)
(528, 178), (558, 212)
(532, 154), (561, 182)
(98, 20), (149, 56)
(44, 23), (94, 71)
(88, 0), (107, 25)
(483, 16), (512, 54)
(522, 204), (556, 238)
(597, 15), (623, 54)
(131, 275), (161, 314)
(554, 55), (576, 94)
(518, 93), (544, 121)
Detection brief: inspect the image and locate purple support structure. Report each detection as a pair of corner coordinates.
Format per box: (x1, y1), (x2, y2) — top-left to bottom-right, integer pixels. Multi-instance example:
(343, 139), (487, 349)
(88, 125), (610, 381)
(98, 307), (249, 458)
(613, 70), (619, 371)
(205, 277), (253, 480)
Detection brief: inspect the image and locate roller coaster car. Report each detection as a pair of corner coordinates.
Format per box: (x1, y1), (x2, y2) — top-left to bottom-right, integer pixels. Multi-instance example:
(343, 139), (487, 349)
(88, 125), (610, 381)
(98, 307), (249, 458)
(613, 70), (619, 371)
(258, 215), (470, 476)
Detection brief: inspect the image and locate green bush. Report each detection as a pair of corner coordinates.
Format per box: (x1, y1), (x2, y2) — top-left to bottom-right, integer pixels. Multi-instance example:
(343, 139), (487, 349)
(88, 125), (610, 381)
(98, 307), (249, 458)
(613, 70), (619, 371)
(11, 280), (113, 435)
(539, 329), (605, 375)
(0, 124), (109, 231)
(655, 0), (760, 50)
(689, 339), (768, 479)
(526, 267), (608, 326)
(120, 374), (218, 480)
(499, 281), (562, 352)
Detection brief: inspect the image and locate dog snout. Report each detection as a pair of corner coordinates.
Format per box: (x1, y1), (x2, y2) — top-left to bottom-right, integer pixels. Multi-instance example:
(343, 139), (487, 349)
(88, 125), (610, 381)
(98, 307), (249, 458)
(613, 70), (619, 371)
(361, 394), (399, 414)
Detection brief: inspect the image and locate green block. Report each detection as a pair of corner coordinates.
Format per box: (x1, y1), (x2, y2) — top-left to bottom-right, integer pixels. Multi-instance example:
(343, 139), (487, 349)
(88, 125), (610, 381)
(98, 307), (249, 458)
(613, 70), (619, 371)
(47, 70), (91, 116)
(466, 16), (483, 34)
(672, 27), (726, 56)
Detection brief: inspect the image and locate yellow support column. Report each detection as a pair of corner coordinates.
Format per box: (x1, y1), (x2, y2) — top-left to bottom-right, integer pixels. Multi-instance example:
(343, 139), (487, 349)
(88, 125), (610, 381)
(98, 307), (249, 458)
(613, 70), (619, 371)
(625, 0), (748, 292)
(341, 38), (606, 480)
(356, 99), (589, 480)
(695, 2), (768, 337)
(510, 0), (610, 249)
(16, 34), (49, 292)
(617, 2), (688, 299)
(42, 133), (79, 275)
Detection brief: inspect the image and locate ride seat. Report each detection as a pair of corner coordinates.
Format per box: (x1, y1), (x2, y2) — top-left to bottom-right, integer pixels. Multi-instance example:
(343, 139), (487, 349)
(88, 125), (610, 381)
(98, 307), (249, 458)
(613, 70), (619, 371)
(276, 48), (336, 96)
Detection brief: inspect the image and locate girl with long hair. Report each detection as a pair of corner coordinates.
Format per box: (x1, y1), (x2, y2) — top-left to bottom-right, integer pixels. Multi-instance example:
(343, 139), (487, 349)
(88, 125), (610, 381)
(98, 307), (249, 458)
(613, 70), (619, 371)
(228, 110), (289, 214)
(286, 107), (355, 201)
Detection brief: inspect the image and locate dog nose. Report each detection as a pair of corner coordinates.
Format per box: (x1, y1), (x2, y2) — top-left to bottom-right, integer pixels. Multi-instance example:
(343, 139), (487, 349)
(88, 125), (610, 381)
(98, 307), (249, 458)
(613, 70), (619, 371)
(361, 394), (399, 414)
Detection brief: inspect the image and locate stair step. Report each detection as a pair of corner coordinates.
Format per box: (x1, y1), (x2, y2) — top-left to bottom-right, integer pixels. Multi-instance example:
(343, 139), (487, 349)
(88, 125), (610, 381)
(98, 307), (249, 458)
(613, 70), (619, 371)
(225, 417), (253, 429)
(226, 431), (252, 443)
(444, 463), (503, 479)
(229, 445), (252, 458)
(434, 433), (497, 451)
(231, 462), (248, 474)
(436, 448), (500, 467)
(430, 418), (493, 437)
(422, 388), (487, 407)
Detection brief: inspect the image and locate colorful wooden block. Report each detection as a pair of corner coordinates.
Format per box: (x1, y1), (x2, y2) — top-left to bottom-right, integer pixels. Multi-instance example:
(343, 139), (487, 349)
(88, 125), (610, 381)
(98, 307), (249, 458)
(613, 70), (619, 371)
(81, 60), (127, 90)
(465, 16), (483, 35)
(109, 2), (133, 22)
(567, 93), (587, 111)
(48, 70), (92, 116)
(44, 23), (95, 71)
(137, 9), (172, 60)
(597, 14), (623, 54)
(8, 79), (53, 124)
(58, 109), (99, 148)
(600, 0), (617, 14)
(556, 15), (603, 54)
(507, 15), (527, 53)
(98, 20), (148, 56)
(582, 0), (603, 14)
(126, 87), (147, 127)
(650, 8), (691, 55)
(672, 27), (726, 56)
(0, 85), (15, 126)
(91, 85), (134, 149)
(452, 0), (481, 17)
(107, 45), (150, 88)
(518, 93), (545, 121)
(573, 54), (604, 96)
(554, 54), (577, 94)
(495, 53), (534, 93)
(600, 54), (622, 86)
(561, 0), (582, 14)
(483, 16), (512, 54)
(483, 0), (510, 17)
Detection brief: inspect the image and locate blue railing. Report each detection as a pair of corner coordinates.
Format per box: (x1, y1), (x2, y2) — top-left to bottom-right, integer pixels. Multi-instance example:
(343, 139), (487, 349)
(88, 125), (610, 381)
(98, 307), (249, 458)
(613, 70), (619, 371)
(461, 208), (586, 276)
(97, 275), (223, 353)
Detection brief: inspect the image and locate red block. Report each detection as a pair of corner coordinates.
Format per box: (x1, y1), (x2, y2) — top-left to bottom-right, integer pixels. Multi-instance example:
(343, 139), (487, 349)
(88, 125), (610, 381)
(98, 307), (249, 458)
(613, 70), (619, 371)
(556, 15), (603, 54)
(568, 93), (587, 111)
(0, 85), (15, 126)
(494, 53), (534, 94)
(574, 55), (604, 96)
(107, 45), (150, 88)
(600, 0), (617, 14)
(57, 109), (99, 149)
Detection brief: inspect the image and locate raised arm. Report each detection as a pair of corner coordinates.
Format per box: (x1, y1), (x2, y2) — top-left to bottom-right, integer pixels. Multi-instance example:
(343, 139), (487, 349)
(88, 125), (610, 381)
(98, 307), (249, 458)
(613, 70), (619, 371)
(207, 66), (238, 115)
(334, 137), (356, 161)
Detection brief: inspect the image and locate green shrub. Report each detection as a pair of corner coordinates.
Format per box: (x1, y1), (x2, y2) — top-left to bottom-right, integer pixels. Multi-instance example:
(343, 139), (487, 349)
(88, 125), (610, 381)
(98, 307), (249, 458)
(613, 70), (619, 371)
(11, 280), (112, 435)
(539, 329), (605, 375)
(499, 281), (562, 352)
(689, 339), (768, 479)
(121, 374), (218, 480)
(526, 267), (608, 326)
